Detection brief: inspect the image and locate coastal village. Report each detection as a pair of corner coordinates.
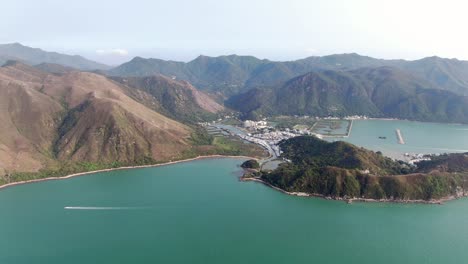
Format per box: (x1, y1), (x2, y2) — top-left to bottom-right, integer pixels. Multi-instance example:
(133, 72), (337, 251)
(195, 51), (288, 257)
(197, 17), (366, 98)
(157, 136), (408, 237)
(202, 116), (360, 169)
(201, 115), (438, 168)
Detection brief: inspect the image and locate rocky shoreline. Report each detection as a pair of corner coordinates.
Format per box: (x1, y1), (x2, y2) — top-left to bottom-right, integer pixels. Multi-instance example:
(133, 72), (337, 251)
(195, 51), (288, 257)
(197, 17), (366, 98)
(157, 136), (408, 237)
(241, 177), (467, 205)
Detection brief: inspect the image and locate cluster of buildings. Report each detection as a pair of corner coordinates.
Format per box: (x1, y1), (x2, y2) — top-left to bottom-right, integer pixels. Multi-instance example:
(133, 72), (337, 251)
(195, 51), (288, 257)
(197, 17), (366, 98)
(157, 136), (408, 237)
(201, 118), (323, 161)
(242, 130), (320, 158)
(404, 153), (432, 165)
(321, 115), (368, 120)
(243, 120), (268, 129)
(238, 119), (327, 158)
(239, 134), (281, 157)
(343, 115), (369, 120)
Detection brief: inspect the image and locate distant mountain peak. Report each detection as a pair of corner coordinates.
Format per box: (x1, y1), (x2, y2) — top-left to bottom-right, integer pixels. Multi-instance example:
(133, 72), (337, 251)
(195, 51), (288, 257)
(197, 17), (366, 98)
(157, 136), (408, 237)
(110, 51), (468, 98)
(9, 42), (24, 47)
(131, 56), (146, 61)
(422, 56), (443, 61)
(0, 43), (110, 70)
(193, 55), (210, 61)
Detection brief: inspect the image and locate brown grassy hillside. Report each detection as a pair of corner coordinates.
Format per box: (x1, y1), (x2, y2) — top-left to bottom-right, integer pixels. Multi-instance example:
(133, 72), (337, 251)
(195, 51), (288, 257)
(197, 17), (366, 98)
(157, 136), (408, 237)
(0, 61), (192, 174)
(112, 75), (224, 122)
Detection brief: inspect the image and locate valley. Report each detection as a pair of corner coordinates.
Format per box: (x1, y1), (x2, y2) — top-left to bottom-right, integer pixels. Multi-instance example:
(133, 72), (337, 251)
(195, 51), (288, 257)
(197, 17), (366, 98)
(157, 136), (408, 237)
(2, 43), (468, 204)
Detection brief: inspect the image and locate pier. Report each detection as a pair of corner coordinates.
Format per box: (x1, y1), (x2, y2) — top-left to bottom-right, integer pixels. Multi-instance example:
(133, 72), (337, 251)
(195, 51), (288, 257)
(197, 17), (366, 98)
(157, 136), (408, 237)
(395, 129), (405, 144)
(347, 120), (353, 137)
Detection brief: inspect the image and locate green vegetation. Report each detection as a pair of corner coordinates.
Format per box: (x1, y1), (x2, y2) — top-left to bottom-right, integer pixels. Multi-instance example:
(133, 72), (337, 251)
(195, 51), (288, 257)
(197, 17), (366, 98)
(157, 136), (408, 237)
(189, 127), (215, 145)
(110, 53), (468, 124)
(1, 126), (266, 187)
(261, 136), (468, 201)
(110, 53), (468, 98)
(2, 156), (156, 185)
(241, 159), (260, 169)
(2, 132), (266, 186)
(227, 67), (468, 124)
(220, 117), (243, 126)
(416, 153), (468, 173)
(184, 127), (267, 158)
(109, 55), (265, 96)
(210, 137), (265, 156)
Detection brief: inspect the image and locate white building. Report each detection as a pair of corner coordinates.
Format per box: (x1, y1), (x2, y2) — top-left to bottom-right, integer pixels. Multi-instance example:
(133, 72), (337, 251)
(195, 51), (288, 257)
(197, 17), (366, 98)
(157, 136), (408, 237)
(243, 120), (268, 129)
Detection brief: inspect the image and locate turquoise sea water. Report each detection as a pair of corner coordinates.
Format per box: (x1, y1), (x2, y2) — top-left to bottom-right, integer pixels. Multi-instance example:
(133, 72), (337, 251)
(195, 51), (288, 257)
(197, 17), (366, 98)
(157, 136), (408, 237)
(1, 158), (468, 264)
(328, 119), (468, 159)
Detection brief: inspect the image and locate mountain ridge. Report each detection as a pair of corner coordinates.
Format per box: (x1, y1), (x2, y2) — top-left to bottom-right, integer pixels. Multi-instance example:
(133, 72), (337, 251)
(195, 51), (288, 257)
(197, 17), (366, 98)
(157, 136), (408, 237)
(227, 66), (468, 123)
(0, 61), (192, 175)
(0, 43), (110, 71)
(111, 74), (224, 123)
(109, 53), (468, 97)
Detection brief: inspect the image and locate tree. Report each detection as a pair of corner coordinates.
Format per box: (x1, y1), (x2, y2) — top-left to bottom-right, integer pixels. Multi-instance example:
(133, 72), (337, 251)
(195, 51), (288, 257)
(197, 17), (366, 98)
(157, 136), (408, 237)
(343, 176), (360, 198)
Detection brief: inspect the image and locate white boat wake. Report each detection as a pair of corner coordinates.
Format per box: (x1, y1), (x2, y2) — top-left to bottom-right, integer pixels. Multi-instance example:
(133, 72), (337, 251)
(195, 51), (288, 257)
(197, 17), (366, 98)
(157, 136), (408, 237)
(64, 206), (151, 210)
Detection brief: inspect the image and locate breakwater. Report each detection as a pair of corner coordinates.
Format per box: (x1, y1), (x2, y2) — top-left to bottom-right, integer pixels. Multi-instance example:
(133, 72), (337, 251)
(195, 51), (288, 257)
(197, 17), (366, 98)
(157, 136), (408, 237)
(395, 129), (405, 144)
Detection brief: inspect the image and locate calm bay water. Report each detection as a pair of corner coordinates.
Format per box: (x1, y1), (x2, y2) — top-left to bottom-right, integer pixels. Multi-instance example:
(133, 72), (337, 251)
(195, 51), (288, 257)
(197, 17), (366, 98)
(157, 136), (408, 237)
(1, 158), (468, 264)
(329, 119), (468, 159)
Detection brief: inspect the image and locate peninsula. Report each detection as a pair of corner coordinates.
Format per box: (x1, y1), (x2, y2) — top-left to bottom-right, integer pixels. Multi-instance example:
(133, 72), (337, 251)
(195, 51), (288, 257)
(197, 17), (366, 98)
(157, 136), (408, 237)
(243, 136), (468, 203)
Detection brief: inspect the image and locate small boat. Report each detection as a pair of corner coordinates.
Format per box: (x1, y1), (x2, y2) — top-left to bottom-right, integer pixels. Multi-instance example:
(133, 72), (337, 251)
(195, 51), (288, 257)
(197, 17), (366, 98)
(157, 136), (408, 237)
(378, 136), (387, 139)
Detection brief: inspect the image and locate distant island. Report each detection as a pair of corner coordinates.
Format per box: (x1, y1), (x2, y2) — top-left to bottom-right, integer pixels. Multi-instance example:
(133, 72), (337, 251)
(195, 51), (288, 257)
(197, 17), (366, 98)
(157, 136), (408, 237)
(242, 136), (468, 203)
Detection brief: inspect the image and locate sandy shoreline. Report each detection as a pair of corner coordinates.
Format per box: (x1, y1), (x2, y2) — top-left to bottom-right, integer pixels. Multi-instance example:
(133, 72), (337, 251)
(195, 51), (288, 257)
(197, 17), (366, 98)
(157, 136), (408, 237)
(3, 154), (465, 205)
(0, 155), (254, 191)
(241, 177), (467, 205)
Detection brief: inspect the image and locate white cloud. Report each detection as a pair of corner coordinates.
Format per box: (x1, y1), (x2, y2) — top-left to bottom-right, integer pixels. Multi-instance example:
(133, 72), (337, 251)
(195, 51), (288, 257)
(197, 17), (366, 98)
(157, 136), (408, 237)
(96, 48), (129, 56)
(304, 47), (319, 55)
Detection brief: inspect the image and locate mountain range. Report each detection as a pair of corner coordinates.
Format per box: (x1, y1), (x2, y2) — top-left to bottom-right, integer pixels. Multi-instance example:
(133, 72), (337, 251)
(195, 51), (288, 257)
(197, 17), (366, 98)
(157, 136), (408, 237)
(227, 66), (468, 123)
(0, 43), (110, 71)
(4, 43), (468, 98)
(107, 51), (468, 122)
(109, 53), (468, 97)
(3, 43), (468, 176)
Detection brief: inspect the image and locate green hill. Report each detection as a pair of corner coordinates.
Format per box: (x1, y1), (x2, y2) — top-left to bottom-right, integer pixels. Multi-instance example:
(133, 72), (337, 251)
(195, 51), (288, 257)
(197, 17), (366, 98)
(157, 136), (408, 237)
(227, 67), (468, 123)
(261, 136), (468, 201)
(109, 53), (468, 97)
(395, 56), (468, 96)
(109, 55), (266, 96)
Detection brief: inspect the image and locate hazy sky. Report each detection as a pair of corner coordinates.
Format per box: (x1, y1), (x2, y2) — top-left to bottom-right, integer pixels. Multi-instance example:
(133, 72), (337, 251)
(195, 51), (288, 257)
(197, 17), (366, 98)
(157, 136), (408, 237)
(3, 0), (468, 65)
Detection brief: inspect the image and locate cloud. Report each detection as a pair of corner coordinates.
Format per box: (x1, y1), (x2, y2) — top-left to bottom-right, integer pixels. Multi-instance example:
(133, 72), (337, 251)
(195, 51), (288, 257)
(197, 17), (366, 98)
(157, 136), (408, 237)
(304, 47), (319, 54)
(96, 48), (129, 56)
